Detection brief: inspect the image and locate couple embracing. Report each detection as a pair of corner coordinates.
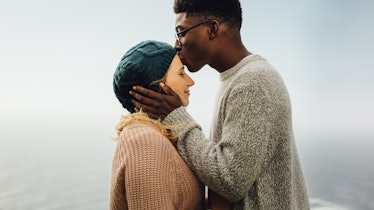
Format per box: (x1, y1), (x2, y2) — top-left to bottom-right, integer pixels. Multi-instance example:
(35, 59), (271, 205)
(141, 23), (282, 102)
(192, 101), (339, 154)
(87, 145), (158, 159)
(110, 0), (309, 209)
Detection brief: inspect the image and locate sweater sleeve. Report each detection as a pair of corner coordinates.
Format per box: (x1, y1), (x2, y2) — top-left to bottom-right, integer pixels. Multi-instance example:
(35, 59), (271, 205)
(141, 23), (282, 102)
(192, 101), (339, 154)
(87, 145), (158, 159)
(110, 125), (177, 210)
(164, 83), (277, 202)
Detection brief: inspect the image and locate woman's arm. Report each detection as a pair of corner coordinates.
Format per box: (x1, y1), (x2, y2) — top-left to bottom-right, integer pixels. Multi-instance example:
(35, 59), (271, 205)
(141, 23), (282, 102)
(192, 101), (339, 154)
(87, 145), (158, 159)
(110, 125), (177, 210)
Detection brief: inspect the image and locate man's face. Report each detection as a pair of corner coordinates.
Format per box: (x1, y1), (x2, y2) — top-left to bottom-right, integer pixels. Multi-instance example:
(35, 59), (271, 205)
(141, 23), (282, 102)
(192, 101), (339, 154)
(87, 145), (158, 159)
(174, 13), (210, 73)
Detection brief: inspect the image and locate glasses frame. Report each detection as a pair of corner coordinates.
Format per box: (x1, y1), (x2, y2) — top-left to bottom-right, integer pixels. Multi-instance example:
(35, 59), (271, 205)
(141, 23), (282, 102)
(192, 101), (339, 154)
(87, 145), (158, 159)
(175, 20), (213, 46)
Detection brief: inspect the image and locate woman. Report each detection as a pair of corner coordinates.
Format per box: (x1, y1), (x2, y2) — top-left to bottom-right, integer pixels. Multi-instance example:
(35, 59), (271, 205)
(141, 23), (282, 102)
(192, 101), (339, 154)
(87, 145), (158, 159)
(110, 40), (204, 210)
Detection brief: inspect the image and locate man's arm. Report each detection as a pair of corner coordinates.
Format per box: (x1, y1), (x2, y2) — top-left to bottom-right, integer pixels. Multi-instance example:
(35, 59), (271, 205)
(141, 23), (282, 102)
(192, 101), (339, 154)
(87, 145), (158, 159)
(129, 83), (182, 119)
(163, 84), (277, 202)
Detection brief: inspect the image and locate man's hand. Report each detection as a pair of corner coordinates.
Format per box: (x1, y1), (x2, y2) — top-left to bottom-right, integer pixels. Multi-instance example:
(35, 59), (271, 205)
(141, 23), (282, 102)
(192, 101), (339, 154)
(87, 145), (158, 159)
(129, 82), (183, 119)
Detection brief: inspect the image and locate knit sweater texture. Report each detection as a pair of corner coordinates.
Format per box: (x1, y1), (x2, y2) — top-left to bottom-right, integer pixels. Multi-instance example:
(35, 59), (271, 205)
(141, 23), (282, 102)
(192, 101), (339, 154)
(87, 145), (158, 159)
(164, 55), (310, 209)
(110, 123), (205, 210)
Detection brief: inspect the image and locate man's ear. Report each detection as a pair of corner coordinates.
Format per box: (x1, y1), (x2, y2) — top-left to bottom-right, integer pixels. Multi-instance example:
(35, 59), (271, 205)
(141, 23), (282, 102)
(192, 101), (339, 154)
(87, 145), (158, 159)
(208, 20), (220, 40)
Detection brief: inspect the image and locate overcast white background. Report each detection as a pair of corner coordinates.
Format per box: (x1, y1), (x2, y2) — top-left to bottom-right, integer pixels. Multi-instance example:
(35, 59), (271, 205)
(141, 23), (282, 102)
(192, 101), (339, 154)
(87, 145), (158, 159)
(1, 0), (373, 209)
(1, 0), (373, 136)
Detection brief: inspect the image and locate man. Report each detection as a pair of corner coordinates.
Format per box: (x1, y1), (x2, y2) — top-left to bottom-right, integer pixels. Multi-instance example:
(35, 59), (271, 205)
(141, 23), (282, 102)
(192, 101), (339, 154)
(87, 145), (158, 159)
(130, 0), (309, 209)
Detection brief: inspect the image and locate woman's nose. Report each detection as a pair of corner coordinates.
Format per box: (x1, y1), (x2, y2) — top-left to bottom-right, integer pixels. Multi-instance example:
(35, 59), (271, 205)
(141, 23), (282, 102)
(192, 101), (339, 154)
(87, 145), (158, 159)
(187, 76), (195, 87)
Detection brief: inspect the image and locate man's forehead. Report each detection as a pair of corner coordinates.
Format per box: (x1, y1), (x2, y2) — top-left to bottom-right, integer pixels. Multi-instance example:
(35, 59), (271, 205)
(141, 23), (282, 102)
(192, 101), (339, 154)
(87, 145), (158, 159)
(175, 13), (197, 28)
(175, 13), (187, 23)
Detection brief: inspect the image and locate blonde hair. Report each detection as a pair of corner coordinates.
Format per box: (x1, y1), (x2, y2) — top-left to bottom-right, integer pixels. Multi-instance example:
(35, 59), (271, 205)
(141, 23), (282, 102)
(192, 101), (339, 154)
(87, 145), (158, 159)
(115, 111), (178, 143)
(149, 75), (166, 88)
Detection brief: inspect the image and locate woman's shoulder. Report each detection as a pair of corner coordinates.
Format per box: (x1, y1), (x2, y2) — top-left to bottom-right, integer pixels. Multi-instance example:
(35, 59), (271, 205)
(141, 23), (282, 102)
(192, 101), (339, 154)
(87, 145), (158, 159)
(116, 122), (180, 165)
(118, 122), (171, 148)
(120, 122), (161, 137)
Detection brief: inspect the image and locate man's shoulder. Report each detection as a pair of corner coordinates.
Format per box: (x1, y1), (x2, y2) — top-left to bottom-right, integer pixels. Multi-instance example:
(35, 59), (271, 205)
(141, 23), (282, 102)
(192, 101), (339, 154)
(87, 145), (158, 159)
(239, 55), (276, 75)
(233, 55), (281, 84)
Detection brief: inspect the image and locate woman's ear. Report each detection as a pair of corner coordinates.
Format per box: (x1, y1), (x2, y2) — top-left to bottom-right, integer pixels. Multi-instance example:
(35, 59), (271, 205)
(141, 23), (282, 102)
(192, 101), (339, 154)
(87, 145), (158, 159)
(159, 79), (167, 93)
(208, 20), (220, 40)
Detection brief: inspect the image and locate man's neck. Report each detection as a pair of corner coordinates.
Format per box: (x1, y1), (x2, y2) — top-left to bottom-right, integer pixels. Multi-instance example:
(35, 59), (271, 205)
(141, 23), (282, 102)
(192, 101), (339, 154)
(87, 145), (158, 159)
(211, 45), (251, 73)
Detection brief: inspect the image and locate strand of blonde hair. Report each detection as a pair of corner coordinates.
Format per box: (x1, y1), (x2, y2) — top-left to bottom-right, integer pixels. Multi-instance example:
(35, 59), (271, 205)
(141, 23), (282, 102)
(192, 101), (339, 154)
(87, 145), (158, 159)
(114, 111), (178, 143)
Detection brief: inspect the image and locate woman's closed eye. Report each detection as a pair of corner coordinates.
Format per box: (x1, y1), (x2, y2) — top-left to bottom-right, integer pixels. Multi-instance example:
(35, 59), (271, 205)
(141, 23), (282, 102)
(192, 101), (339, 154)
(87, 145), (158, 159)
(178, 66), (186, 77)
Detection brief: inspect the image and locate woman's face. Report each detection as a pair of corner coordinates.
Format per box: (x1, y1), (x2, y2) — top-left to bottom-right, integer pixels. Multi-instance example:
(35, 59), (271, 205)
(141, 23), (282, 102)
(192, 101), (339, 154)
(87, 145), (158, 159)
(165, 55), (195, 106)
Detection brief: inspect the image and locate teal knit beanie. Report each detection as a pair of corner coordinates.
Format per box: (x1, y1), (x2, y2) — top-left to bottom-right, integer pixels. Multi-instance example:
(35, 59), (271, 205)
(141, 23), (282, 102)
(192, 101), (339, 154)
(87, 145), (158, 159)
(113, 40), (177, 113)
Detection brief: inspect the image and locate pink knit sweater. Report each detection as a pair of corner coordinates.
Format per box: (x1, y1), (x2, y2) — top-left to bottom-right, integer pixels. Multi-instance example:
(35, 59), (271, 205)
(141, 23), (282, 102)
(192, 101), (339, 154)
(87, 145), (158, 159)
(110, 123), (204, 210)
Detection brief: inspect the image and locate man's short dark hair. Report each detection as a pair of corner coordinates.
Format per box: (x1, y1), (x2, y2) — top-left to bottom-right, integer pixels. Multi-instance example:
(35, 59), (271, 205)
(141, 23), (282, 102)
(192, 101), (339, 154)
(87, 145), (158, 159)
(174, 0), (243, 30)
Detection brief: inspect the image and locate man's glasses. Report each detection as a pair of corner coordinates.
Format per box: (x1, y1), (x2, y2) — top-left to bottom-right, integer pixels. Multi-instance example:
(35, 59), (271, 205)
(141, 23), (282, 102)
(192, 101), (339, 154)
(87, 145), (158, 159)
(175, 20), (213, 46)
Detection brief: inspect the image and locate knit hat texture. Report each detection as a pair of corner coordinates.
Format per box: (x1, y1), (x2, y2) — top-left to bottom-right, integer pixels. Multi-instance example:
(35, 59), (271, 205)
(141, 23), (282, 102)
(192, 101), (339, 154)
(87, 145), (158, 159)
(113, 40), (177, 113)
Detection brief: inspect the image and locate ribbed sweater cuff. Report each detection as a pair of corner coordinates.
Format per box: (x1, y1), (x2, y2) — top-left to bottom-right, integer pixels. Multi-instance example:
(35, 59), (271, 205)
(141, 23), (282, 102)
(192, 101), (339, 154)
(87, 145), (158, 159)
(163, 106), (195, 136)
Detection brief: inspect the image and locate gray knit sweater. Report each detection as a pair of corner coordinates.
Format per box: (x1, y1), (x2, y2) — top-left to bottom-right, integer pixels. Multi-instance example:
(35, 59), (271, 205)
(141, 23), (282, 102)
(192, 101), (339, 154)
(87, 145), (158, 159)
(164, 55), (309, 209)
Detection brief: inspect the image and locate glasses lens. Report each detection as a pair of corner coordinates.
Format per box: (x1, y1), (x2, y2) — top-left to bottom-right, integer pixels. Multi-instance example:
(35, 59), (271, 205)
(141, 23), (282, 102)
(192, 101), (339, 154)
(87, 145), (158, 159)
(174, 20), (212, 46)
(175, 33), (181, 45)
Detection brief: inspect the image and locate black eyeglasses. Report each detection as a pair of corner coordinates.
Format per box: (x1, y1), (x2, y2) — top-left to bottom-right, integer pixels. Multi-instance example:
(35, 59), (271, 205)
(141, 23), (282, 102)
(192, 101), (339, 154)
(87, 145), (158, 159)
(175, 20), (213, 46)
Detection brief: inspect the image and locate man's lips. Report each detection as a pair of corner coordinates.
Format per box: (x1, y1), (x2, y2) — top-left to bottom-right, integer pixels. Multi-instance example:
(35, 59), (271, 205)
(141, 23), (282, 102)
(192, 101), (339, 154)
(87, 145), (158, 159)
(178, 54), (186, 64)
(178, 54), (193, 72)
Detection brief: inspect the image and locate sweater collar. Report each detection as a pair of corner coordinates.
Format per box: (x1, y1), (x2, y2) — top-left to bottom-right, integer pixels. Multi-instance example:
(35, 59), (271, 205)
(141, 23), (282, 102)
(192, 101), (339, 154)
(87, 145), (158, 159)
(219, 54), (258, 81)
